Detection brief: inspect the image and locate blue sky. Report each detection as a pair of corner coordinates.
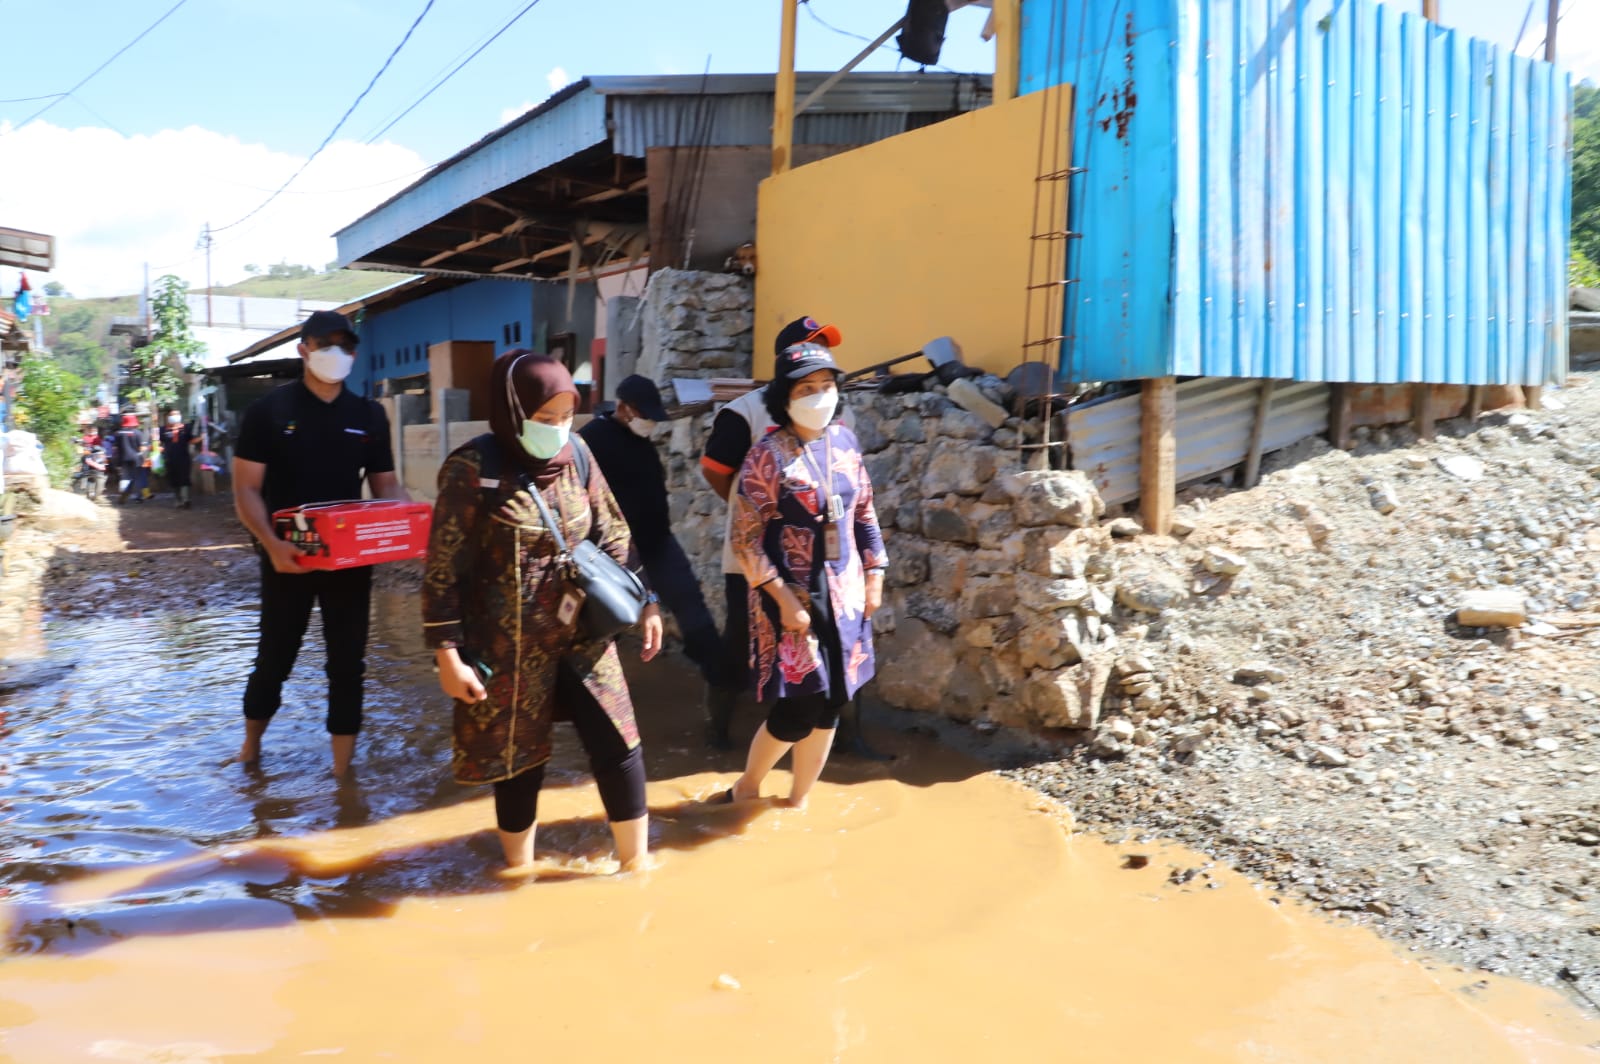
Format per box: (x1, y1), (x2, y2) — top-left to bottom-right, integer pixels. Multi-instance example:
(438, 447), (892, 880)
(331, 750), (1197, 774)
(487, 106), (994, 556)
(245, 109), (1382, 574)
(0, 0), (1591, 298)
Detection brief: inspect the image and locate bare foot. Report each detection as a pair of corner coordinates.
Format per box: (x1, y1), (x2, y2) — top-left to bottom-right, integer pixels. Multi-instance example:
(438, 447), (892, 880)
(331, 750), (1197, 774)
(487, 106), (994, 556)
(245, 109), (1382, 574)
(618, 853), (658, 875)
(495, 862), (541, 882)
(779, 796), (809, 811)
(231, 743), (261, 769)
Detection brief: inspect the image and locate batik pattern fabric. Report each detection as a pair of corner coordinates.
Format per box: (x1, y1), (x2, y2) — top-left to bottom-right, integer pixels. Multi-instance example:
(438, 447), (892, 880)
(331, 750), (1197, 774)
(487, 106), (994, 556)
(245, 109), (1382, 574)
(422, 439), (640, 785)
(732, 423), (887, 704)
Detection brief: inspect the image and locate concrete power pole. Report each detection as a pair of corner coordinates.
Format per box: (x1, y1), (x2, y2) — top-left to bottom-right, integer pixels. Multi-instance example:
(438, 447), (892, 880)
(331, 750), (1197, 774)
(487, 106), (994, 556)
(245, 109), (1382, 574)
(1545, 0), (1558, 62)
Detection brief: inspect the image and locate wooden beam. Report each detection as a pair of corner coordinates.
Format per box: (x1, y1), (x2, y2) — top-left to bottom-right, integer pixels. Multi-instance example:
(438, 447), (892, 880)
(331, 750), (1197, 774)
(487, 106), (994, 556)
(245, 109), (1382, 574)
(795, 17), (906, 117)
(1242, 379), (1277, 489)
(1525, 384), (1544, 410)
(1422, 0), (1439, 21)
(490, 224), (625, 273)
(572, 176), (648, 207)
(1466, 384), (1484, 421)
(1411, 383), (1435, 441)
(1140, 376), (1177, 535)
(1329, 383), (1353, 449)
(994, 0), (1020, 101)
(773, 0), (798, 176)
(420, 217), (532, 267)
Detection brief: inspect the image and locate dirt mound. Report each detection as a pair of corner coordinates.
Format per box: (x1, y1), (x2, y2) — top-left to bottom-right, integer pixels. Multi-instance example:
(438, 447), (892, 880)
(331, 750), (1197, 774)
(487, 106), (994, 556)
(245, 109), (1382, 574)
(1009, 373), (1600, 1011)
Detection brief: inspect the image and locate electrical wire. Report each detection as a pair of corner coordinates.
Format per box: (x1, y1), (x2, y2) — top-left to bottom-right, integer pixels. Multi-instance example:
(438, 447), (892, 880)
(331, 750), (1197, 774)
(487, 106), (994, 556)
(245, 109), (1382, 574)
(363, 0), (547, 145)
(359, 0), (533, 143)
(0, 92), (66, 104)
(799, 0), (961, 75)
(210, 0), (437, 233)
(2, 0), (188, 133)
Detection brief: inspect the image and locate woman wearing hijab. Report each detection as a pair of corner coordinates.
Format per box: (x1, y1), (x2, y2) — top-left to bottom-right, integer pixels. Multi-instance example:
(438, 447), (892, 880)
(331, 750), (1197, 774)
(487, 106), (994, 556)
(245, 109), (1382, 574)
(423, 351), (664, 873)
(720, 342), (887, 809)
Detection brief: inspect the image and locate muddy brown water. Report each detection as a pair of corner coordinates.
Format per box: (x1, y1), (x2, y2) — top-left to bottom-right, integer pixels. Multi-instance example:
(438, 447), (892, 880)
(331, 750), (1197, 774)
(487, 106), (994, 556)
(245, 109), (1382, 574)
(0, 591), (1596, 1062)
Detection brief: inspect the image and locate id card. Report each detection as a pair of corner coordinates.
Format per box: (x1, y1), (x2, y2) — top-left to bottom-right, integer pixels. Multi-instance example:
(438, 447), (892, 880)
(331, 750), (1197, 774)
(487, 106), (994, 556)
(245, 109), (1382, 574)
(557, 586), (587, 628)
(823, 522), (841, 562)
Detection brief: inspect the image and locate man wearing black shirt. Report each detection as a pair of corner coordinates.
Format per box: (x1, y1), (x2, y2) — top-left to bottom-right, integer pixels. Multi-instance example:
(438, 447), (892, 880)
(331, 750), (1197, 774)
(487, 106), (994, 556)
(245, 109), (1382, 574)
(579, 375), (729, 721)
(231, 310), (408, 776)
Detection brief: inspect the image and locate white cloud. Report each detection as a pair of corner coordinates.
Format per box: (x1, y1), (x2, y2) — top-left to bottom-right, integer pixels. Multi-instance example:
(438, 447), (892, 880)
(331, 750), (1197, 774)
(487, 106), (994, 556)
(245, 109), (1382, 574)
(0, 120), (427, 298)
(498, 101), (535, 125)
(546, 66), (573, 94)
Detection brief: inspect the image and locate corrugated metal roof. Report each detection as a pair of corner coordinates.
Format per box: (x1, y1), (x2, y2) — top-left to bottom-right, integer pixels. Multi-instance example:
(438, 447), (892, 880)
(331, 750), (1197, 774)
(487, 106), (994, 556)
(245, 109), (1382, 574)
(337, 73), (990, 269)
(1067, 377), (1331, 505)
(1021, 0), (1570, 388)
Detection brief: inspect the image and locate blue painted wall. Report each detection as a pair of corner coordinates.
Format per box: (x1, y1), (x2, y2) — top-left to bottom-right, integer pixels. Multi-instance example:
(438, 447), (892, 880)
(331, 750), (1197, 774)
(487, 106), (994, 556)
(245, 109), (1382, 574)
(346, 278), (595, 397)
(1020, 0), (1571, 387)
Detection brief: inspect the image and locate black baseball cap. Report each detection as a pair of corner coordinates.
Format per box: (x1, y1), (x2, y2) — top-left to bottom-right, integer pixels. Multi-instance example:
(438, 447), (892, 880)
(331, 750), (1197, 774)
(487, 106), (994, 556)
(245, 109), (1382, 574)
(776, 341), (841, 381)
(300, 309), (359, 346)
(774, 316), (842, 357)
(615, 374), (669, 421)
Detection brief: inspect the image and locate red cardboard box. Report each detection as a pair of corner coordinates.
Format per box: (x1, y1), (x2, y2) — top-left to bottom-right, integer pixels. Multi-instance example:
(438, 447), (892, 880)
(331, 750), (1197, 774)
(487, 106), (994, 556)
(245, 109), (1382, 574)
(272, 500), (433, 570)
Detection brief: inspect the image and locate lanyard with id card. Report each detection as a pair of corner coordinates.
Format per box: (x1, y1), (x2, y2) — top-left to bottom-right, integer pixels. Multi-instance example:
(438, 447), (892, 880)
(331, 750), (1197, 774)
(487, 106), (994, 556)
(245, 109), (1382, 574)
(801, 431), (845, 563)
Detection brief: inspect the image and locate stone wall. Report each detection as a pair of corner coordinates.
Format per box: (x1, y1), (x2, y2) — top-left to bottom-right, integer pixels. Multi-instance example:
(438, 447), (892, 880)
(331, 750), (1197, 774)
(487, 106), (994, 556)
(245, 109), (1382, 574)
(652, 373), (1141, 733)
(637, 269), (755, 383)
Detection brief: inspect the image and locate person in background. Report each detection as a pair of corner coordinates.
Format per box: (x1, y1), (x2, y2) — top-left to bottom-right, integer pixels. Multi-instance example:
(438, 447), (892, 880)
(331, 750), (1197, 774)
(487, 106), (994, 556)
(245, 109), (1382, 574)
(700, 316), (849, 750)
(717, 341), (886, 808)
(161, 410), (196, 509)
(578, 374), (734, 740)
(113, 412), (147, 504)
(79, 424), (107, 500)
(424, 352), (663, 874)
(231, 310), (409, 777)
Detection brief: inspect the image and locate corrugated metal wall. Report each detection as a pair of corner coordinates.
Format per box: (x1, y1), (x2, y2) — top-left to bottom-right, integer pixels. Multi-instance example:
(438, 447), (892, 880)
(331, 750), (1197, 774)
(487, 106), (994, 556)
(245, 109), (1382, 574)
(1020, 0), (1572, 387)
(1066, 377), (1331, 504)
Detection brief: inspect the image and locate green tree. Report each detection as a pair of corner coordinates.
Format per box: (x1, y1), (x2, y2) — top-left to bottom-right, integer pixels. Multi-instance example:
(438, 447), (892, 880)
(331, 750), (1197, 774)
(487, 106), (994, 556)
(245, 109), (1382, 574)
(125, 274), (201, 409)
(42, 280), (69, 298)
(1573, 83), (1600, 273)
(15, 352), (87, 485)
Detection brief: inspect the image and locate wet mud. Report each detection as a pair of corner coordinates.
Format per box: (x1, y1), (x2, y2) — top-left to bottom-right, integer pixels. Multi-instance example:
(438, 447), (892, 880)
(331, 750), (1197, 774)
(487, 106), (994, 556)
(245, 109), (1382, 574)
(0, 564), (1596, 1060)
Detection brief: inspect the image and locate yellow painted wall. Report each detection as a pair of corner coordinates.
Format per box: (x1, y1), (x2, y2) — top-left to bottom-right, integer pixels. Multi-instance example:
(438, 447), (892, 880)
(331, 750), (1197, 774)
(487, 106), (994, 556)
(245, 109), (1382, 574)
(754, 84), (1072, 379)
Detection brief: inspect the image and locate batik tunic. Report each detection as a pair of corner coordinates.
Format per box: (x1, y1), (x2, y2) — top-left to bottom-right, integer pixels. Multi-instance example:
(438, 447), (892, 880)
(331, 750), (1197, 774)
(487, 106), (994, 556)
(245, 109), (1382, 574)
(422, 438), (640, 785)
(732, 423), (888, 704)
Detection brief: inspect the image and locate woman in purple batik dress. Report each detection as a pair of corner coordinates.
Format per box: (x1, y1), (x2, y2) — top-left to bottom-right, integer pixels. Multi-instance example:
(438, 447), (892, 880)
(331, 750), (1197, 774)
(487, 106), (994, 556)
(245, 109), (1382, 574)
(718, 341), (887, 810)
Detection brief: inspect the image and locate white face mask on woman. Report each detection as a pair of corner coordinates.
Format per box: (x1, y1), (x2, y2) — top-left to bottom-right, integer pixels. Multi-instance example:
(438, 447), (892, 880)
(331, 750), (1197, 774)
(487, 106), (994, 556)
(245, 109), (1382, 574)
(306, 346), (355, 384)
(519, 419), (570, 460)
(788, 389), (838, 432)
(626, 417), (657, 439)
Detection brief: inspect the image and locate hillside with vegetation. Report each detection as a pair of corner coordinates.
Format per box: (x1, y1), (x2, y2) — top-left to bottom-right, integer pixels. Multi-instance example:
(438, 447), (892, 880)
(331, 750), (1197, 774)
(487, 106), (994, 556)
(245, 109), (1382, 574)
(200, 263), (409, 302)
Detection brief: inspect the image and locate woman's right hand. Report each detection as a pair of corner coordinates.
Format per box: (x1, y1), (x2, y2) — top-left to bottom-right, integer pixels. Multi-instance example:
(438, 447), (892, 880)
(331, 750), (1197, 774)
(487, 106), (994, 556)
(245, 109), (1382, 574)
(778, 592), (811, 633)
(438, 656), (487, 703)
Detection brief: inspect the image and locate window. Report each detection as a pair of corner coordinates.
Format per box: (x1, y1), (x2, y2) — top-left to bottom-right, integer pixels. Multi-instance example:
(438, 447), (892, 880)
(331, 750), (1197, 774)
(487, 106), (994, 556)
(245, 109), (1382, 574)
(514, 321), (522, 343)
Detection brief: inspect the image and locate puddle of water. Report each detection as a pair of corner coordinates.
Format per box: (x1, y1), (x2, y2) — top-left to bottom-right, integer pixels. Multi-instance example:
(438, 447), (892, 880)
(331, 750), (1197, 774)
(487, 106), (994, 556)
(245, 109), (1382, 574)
(0, 594), (1596, 1062)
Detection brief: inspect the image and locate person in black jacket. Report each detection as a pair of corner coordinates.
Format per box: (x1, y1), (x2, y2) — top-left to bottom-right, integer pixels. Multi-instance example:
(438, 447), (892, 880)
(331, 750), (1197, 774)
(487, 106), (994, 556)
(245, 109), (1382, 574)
(579, 375), (731, 731)
(231, 311), (410, 777)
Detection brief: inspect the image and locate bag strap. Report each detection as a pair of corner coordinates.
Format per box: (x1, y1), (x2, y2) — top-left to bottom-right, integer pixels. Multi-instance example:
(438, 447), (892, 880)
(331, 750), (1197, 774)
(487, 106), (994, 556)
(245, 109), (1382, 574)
(526, 481), (571, 555)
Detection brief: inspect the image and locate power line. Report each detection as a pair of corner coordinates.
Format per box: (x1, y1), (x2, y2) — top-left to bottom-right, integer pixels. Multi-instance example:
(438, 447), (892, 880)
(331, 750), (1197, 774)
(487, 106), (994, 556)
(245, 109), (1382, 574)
(798, 0), (960, 75)
(364, 0), (548, 145)
(210, 0), (438, 234)
(360, 0), (533, 143)
(0, 92), (66, 104)
(3, 0), (188, 134)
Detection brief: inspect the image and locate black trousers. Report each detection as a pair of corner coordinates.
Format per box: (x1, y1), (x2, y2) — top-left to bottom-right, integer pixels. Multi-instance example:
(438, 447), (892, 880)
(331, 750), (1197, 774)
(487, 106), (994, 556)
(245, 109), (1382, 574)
(492, 665), (648, 833)
(642, 537), (724, 687)
(720, 572), (750, 691)
(242, 555), (372, 735)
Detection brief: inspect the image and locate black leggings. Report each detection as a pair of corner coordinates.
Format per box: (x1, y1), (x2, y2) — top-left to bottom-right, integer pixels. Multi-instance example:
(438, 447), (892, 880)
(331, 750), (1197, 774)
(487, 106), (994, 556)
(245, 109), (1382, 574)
(491, 668), (647, 834)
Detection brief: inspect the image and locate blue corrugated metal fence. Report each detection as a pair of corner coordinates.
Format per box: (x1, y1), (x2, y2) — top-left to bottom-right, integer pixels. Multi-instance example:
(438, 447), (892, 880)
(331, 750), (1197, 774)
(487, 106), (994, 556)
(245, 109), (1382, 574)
(1021, 0), (1571, 387)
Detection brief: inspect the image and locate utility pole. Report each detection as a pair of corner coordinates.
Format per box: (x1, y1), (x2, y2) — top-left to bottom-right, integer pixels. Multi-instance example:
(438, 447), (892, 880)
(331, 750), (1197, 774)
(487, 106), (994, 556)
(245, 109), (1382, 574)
(1422, 0), (1438, 22)
(1545, 0), (1558, 62)
(197, 222), (213, 327)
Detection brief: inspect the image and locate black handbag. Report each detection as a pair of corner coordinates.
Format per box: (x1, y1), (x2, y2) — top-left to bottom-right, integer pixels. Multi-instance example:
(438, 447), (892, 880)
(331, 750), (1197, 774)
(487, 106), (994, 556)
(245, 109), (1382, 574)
(525, 453), (650, 642)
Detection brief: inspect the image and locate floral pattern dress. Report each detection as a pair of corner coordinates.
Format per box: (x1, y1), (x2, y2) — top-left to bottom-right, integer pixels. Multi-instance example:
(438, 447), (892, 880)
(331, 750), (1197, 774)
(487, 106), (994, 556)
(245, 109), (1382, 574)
(422, 437), (640, 785)
(732, 423), (887, 704)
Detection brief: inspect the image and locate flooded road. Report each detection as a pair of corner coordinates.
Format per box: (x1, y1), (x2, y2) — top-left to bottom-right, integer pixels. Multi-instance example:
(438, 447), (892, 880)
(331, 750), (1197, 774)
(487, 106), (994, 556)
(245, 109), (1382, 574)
(1, 591), (1597, 1062)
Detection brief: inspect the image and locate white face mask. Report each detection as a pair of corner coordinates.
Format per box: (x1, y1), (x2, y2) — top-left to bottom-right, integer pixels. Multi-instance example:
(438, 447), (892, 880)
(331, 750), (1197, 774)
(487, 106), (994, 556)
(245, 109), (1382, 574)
(307, 346), (355, 384)
(627, 416), (656, 439)
(788, 389), (838, 432)
(167, 415), (181, 426)
(519, 418), (570, 460)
